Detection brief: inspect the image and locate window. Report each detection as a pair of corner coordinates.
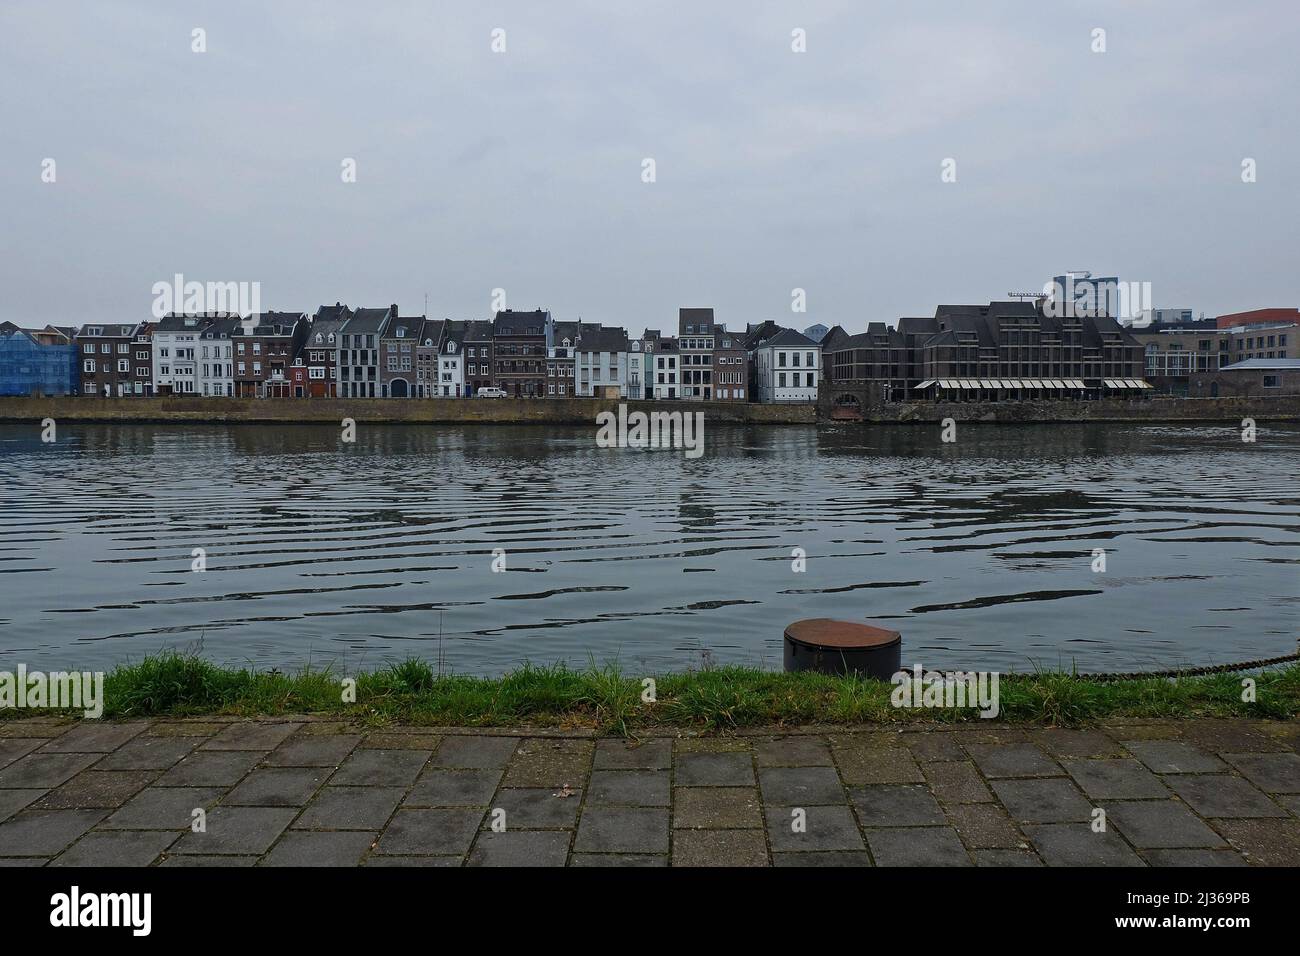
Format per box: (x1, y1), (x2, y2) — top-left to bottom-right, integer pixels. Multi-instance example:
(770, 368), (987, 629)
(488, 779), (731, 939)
(778, 352), (787, 367)
(309, 367), (325, 379)
(1263, 375), (1280, 388)
(778, 372), (787, 388)
(83, 359), (96, 373)
(118, 359), (129, 373)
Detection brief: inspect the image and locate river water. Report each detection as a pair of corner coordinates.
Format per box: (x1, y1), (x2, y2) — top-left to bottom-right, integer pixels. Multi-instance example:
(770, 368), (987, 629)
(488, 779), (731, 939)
(1, 421), (1296, 676)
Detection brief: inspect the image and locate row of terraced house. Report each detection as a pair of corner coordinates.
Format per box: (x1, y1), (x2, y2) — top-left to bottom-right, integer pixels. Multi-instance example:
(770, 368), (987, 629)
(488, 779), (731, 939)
(10, 298), (1293, 402)
(1, 306), (821, 402)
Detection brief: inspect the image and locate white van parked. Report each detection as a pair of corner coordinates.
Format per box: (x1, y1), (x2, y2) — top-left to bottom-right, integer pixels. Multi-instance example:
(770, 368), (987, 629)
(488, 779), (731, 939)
(475, 386), (508, 398)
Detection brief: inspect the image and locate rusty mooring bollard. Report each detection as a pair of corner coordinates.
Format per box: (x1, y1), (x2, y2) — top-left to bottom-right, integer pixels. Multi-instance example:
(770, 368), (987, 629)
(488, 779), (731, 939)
(783, 618), (902, 679)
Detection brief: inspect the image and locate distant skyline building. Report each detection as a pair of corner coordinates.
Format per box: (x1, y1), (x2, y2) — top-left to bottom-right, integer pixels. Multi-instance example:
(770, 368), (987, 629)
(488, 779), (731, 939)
(1050, 272), (1121, 318)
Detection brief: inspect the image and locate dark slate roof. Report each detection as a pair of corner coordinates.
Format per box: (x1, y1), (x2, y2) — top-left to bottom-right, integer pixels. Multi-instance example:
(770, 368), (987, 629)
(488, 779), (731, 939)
(313, 303), (353, 324)
(154, 313), (222, 332)
(462, 319), (494, 341)
(242, 312), (305, 337)
(415, 319), (443, 348)
(742, 320), (782, 350)
(384, 314), (423, 341)
(714, 327), (745, 349)
(760, 327), (818, 349)
(819, 325), (850, 352)
(442, 322), (466, 348)
(576, 324), (628, 352)
(828, 322), (905, 352)
(342, 307), (392, 334)
(552, 320), (582, 347)
(678, 308), (716, 334)
(200, 317), (242, 339)
(307, 316), (349, 345)
(494, 309), (549, 336)
(77, 323), (138, 338)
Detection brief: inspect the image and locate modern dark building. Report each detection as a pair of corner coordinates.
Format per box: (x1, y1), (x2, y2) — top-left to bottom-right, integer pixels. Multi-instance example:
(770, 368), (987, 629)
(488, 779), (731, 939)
(823, 301), (1148, 406)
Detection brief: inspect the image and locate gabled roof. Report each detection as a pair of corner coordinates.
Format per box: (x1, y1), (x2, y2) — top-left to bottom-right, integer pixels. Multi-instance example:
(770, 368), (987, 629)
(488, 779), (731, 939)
(154, 313), (224, 333)
(552, 320), (582, 348)
(342, 307), (393, 335)
(0, 321), (36, 342)
(758, 327), (818, 349)
(76, 323), (138, 338)
(494, 309), (549, 336)
(414, 318), (444, 348)
(820, 325), (850, 352)
(241, 312), (306, 337)
(678, 308), (716, 334)
(200, 317), (241, 339)
(576, 324), (628, 352)
(742, 320), (782, 350)
(308, 315), (349, 344)
(313, 303), (354, 324)
(441, 322), (466, 348)
(713, 327), (745, 349)
(384, 314), (423, 341)
(462, 319), (494, 341)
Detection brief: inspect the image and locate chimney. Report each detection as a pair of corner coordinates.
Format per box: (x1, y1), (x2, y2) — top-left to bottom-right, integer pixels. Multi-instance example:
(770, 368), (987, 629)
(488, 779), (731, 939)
(390, 303), (399, 318)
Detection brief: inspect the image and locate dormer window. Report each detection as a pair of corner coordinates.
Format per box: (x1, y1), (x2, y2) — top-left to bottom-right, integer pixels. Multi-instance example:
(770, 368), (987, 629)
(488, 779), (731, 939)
(315, 333), (323, 343)
(425, 339), (433, 347)
(447, 341), (457, 353)
(397, 328), (405, 338)
(327, 333), (335, 344)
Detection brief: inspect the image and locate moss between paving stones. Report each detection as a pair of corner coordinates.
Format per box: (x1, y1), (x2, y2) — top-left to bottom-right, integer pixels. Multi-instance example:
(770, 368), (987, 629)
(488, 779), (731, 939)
(3, 653), (1299, 734)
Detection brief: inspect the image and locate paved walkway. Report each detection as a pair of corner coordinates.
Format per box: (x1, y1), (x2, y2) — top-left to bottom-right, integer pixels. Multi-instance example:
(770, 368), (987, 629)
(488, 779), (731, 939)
(1, 717), (1298, 866)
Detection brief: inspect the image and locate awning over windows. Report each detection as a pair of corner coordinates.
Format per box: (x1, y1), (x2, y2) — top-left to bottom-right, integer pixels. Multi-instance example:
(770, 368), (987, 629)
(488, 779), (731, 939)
(1104, 379), (1151, 389)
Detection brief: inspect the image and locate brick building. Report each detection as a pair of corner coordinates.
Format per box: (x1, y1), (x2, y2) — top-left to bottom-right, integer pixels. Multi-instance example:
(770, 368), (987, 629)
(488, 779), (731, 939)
(492, 309), (549, 398)
(77, 322), (154, 397)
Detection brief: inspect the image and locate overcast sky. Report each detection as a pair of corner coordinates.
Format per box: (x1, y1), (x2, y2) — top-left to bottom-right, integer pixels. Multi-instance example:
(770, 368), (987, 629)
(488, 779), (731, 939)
(2, 1), (1296, 334)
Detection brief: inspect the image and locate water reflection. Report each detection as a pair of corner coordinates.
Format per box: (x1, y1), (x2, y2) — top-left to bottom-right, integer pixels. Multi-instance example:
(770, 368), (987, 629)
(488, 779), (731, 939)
(0, 421), (1296, 675)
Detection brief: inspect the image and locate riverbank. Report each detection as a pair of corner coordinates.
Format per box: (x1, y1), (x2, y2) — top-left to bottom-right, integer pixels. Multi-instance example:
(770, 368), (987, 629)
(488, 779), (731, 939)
(0, 395), (814, 425)
(8, 654), (1298, 731)
(2, 394), (1297, 425)
(823, 394), (1300, 423)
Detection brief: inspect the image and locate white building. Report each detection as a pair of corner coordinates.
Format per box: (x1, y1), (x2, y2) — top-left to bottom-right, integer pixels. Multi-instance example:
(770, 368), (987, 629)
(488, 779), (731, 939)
(627, 339), (648, 400)
(752, 328), (821, 402)
(574, 325), (630, 397)
(196, 317), (239, 397)
(436, 322), (464, 397)
(152, 313), (218, 396)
